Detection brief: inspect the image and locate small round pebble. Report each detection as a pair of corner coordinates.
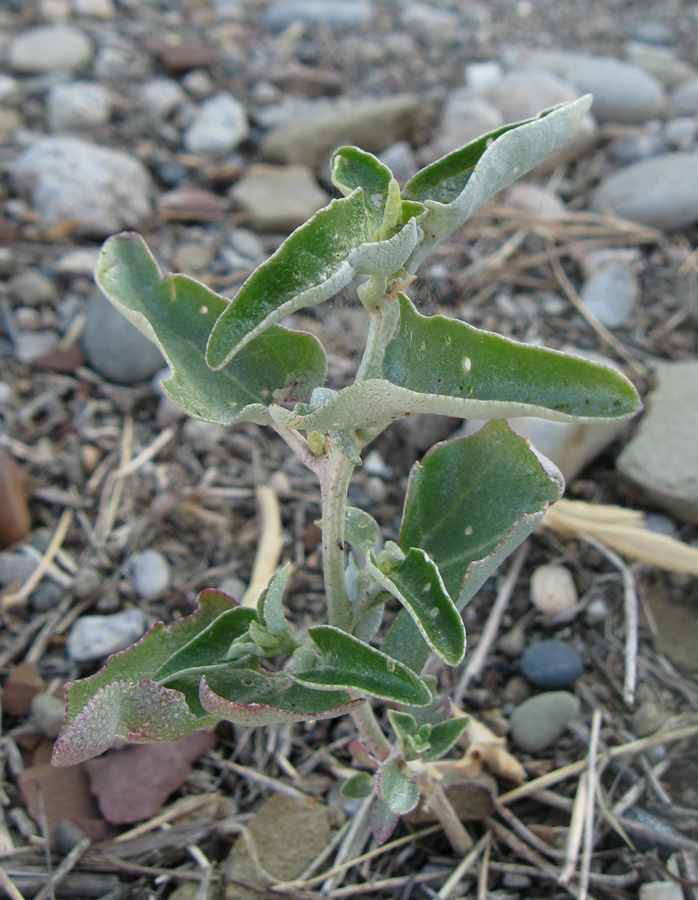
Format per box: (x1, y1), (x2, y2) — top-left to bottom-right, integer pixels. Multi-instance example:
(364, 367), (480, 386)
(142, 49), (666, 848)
(30, 581), (63, 611)
(520, 639), (584, 688)
(130, 549), (171, 599)
(510, 691), (580, 753)
(530, 564), (578, 615)
(632, 700), (670, 737)
(585, 597), (610, 626)
(66, 608), (148, 662)
(31, 693), (65, 738)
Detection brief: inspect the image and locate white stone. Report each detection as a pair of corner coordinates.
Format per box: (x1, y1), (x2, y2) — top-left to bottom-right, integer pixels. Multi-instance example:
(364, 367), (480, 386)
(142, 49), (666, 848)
(72, 0), (116, 18)
(140, 78), (186, 118)
(664, 116), (698, 151)
(465, 61), (504, 93)
(47, 82), (112, 131)
(401, 4), (461, 44)
(183, 92), (249, 158)
(639, 883), (684, 900)
(66, 609), (148, 662)
(0, 75), (20, 103)
(580, 261), (638, 328)
(8, 25), (93, 74)
(129, 550), (171, 599)
(530, 565), (578, 616)
(10, 137), (152, 237)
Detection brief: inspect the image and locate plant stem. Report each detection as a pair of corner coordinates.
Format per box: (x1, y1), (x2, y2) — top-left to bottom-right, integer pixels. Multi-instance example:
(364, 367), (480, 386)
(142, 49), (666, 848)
(320, 446), (355, 632)
(356, 282), (400, 383)
(351, 694), (392, 761)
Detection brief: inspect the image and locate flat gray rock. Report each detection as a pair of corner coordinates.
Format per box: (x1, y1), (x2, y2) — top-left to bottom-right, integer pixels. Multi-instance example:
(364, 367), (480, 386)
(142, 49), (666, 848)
(510, 691), (580, 754)
(261, 94), (420, 169)
(7, 25), (93, 74)
(47, 82), (112, 131)
(10, 137), (152, 237)
(669, 77), (698, 116)
(590, 152), (698, 229)
(183, 92), (249, 157)
(263, 0), (372, 31)
(82, 291), (164, 384)
(617, 360), (698, 523)
(230, 164), (329, 232)
(66, 609), (148, 663)
(527, 51), (666, 123)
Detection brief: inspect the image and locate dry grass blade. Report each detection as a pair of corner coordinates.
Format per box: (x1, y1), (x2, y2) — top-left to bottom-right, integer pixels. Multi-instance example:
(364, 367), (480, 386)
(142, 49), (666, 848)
(33, 837), (91, 900)
(0, 864), (26, 900)
(438, 832), (492, 900)
(242, 483), (284, 608)
(1, 509), (73, 610)
(94, 415), (133, 544)
(477, 832), (491, 900)
(578, 710), (602, 900)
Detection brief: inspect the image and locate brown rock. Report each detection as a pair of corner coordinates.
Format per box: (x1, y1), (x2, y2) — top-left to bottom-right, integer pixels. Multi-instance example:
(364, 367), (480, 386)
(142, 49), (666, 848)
(33, 344), (86, 374)
(158, 187), (228, 222)
(1, 662), (44, 717)
(0, 450), (32, 547)
(148, 41), (216, 76)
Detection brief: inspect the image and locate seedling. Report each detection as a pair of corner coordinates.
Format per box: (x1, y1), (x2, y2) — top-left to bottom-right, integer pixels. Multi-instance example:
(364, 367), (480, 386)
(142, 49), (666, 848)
(52, 97), (640, 843)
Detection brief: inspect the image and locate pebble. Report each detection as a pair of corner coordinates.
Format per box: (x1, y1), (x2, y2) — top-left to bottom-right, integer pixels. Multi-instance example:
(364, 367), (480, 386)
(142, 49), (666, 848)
(46, 81), (112, 132)
(378, 141), (418, 183)
(0, 552), (37, 587)
(664, 116), (698, 151)
(617, 360), (698, 522)
(81, 290), (164, 384)
(183, 92), (249, 158)
(503, 184), (566, 218)
(8, 271), (57, 307)
(66, 608), (148, 663)
(55, 247), (100, 276)
(608, 130), (666, 165)
(629, 19), (676, 46)
(158, 188), (227, 222)
(530, 565), (578, 616)
(639, 883), (684, 900)
(129, 549), (171, 599)
(172, 241), (215, 273)
(30, 581), (64, 611)
(0, 452), (32, 548)
(499, 625), (526, 658)
(631, 700), (670, 738)
(10, 137), (152, 237)
(510, 691), (580, 753)
(260, 94), (421, 169)
(624, 42), (697, 89)
(31, 693), (65, 738)
(401, 5), (461, 45)
(229, 228), (265, 261)
(0, 75), (20, 103)
(229, 164), (329, 232)
(520, 639), (584, 689)
(590, 152), (698, 230)
(140, 78), (186, 119)
(668, 77), (698, 116)
(580, 261), (638, 328)
(72, 0), (116, 18)
(14, 331), (60, 365)
(7, 25), (93, 74)
(53, 821), (88, 855)
(527, 51), (666, 124)
(423, 90), (503, 162)
(72, 566), (102, 600)
(585, 597), (610, 626)
(262, 1), (372, 32)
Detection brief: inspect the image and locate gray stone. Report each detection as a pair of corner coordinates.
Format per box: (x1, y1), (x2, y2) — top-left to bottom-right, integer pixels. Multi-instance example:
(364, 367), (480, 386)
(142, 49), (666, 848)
(82, 291), (164, 384)
(423, 90), (503, 163)
(668, 77), (698, 116)
(629, 20), (676, 46)
(66, 608), (148, 662)
(230, 164), (329, 232)
(140, 78), (186, 118)
(261, 94), (420, 169)
(401, 5), (461, 44)
(47, 81), (112, 131)
(14, 331), (59, 365)
(624, 42), (697, 89)
(72, 0), (115, 18)
(129, 549), (171, 599)
(0, 553), (37, 588)
(7, 25), (93, 74)
(617, 361), (698, 523)
(585, 598), (610, 626)
(0, 75), (20, 103)
(183, 92), (249, 157)
(379, 141), (418, 184)
(609, 131), (667, 165)
(10, 137), (152, 237)
(503, 183), (567, 218)
(664, 116), (698, 151)
(639, 883), (684, 900)
(632, 701), (670, 737)
(591, 152), (698, 230)
(510, 691), (580, 754)
(8, 271), (57, 307)
(263, 0), (371, 32)
(527, 51), (666, 124)
(30, 582), (64, 611)
(55, 247), (100, 276)
(72, 566), (102, 600)
(520, 640), (584, 689)
(31, 693), (65, 738)
(580, 261), (638, 328)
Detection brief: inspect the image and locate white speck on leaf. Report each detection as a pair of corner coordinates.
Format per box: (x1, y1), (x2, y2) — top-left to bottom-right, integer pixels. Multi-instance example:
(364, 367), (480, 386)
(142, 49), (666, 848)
(461, 356), (472, 373)
(465, 524), (473, 536)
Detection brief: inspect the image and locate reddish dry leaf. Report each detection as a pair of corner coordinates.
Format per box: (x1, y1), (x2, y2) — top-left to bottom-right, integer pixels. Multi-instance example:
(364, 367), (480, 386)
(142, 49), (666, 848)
(0, 450), (32, 547)
(2, 662), (44, 717)
(84, 731), (215, 824)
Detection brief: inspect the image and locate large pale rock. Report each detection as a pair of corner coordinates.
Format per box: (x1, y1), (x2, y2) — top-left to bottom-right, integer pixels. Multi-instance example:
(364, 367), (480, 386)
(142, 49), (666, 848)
(230, 164), (329, 232)
(10, 137), (152, 237)
(591, 152), (698, 230)
(261, 94), (421, 169)
(527, 51), (666, 124)
(617, 361), (698, 523)
(7, 25), (93, 74)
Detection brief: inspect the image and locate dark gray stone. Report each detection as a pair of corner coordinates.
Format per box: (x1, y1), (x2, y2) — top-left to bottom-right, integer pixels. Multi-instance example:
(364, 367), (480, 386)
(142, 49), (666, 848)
(520, 640), (584, 688)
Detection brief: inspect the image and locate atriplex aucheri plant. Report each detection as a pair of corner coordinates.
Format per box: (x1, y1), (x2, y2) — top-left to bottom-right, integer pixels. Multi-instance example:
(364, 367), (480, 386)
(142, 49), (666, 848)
(52, 96), (641, 844)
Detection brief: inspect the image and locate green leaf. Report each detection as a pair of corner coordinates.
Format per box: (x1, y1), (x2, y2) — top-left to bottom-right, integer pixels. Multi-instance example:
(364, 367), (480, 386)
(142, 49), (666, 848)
(387, 710), (419, 745)
(383, 294), (641, 421)
(199, 670), (363, 726)
(370, 547), (465, 665)
(341, 772), (375, 800)
(206, 191), (369, 369)
(371, 797), (400, 845)
(348, 218), (419, 276)
(383, 422), (563, 671)
(403, 96), (593, 269)
(257, 564), (292, 636)
(95, 233), (327, 425)
(331, 146), (395, 235)
(294, 626), (432, 706)
(423, 717), (469, 762)
(269, 294), (640, 436)
(344, 507), (380, 554)
(377, 756), (420, 815)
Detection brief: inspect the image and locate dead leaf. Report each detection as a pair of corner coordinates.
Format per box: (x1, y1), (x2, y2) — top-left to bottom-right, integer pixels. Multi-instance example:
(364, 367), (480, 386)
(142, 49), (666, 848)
(542, 498), (698, 575)
(84, 731), (215, 824)
(442, 713), (528, 785)
(2, 662), (44, 717)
